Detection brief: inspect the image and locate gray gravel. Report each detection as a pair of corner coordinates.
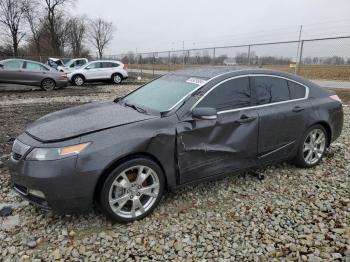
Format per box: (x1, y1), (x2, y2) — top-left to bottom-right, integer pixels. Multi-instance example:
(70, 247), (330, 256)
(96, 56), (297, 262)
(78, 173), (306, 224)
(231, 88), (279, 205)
(0, 85), (349, 261)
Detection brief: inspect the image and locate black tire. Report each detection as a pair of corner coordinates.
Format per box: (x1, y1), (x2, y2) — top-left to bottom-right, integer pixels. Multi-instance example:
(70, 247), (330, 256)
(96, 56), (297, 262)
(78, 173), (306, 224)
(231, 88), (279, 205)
(72, 75), (85, 86)
(111, 73), (123, 84)
(41, 78), (56, 91)
(99, 157), (165, 223)
(294, 124), (328, 168)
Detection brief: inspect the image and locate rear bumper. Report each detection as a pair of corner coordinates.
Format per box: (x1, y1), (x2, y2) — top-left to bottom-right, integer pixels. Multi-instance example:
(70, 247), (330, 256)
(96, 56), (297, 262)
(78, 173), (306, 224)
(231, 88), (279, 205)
(8, 155), (98, 213)
(331, 104), (343, 142)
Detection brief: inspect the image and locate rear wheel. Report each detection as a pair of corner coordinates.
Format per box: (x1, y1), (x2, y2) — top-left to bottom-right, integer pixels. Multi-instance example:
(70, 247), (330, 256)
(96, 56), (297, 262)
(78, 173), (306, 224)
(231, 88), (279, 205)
(72, 75), (84, 86)
(294, 125), (328, 168)
(99, 158), (164, 223)
(41, 78), (56, 91)
(111, 73), (122, 84)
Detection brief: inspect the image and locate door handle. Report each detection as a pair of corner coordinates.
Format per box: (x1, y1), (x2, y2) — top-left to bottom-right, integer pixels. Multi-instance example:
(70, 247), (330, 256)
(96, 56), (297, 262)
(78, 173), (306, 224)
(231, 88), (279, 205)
(292, 106), (304, 112)
(235, 114), (256, 124)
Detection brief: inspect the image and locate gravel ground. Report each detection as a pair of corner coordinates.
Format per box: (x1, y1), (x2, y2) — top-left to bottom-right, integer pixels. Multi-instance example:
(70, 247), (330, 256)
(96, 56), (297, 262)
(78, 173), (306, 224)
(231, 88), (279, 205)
(0, 84), (349, 261)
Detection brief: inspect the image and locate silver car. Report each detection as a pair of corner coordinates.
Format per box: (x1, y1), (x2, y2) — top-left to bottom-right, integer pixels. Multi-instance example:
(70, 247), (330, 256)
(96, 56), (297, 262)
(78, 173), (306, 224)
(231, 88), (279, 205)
(0, 59), (68, 91)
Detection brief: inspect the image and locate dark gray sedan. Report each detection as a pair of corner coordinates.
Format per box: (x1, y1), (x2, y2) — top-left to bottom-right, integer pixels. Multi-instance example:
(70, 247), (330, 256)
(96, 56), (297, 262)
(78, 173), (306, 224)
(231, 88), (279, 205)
(8, 67), (343, 222)
(0, 59), (68, 90)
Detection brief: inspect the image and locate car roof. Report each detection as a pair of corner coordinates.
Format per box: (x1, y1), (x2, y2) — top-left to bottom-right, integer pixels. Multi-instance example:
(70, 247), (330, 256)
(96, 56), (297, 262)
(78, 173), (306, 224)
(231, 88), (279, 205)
(170, 66), (327, 97)
(172, 66), (251, 79)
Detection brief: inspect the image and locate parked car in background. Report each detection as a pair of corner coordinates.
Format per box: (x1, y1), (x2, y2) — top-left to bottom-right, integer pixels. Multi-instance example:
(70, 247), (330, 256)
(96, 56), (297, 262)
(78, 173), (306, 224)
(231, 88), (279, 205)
(8, 67), (343, 222)
(68, 60), (128, 86)
(47, 58), (65, 70)
(56, 58), (88, 73)
(0, 59), (68, 90)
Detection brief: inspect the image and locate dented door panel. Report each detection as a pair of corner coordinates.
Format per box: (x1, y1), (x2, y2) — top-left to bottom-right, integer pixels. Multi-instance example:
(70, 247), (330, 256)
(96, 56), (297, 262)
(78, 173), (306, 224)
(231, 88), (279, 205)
(177, 109), (259, 184)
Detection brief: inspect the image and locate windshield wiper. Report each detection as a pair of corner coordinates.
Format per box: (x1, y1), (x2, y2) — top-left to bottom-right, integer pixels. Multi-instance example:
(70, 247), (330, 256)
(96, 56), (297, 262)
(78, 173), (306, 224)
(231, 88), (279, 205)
(124, 102), (148, 114)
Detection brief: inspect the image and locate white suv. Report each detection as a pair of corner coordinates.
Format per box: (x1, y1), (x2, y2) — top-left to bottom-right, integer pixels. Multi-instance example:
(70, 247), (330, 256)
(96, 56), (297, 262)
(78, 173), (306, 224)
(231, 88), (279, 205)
(68, 60), (128, 86)
(58, 58), (88, 73)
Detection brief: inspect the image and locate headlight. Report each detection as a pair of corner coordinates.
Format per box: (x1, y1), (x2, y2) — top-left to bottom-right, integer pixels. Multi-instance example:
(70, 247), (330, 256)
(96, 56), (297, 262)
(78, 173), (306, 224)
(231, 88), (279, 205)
(26, 142), (91, 161)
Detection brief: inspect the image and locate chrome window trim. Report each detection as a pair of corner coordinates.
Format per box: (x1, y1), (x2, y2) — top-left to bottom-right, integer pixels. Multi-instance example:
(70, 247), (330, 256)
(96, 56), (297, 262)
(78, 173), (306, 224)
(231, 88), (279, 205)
(190, 74), (309, 115)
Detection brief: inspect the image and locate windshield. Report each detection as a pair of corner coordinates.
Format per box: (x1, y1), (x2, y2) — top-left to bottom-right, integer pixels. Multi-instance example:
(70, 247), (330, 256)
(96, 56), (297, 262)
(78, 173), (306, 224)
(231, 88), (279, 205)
(122, 74), (207, 113)
(62, 58), (72, 65)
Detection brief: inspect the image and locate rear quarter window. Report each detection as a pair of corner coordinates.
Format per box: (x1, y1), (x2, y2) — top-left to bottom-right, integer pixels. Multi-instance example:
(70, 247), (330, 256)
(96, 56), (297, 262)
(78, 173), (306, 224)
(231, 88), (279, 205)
(288, 81), (306, 99)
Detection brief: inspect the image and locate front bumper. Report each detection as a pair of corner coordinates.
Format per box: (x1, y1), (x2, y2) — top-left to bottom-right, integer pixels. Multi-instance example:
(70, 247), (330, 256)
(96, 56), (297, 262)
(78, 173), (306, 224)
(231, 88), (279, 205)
(8, 154), (97, 213)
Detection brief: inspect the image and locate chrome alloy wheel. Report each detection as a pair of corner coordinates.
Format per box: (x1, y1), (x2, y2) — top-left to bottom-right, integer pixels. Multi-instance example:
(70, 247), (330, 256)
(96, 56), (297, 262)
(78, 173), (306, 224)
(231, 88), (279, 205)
(108, 165), (160, 218)
(303, 128), (326, 165)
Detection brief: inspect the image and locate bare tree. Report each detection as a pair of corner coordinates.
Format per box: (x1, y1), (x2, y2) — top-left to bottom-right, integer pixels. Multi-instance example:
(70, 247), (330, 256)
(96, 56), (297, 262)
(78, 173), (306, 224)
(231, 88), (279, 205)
(43, 0), (73, 56)
(66, 16), (86, 57)
(0, 0), (25, 56)
(89, 18), (115, 58)
(22, 0), (42, 56)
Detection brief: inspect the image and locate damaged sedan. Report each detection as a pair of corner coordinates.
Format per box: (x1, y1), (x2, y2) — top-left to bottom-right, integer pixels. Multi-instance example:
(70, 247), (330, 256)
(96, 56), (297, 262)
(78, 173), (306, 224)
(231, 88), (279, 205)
(8, 67), (343, 222)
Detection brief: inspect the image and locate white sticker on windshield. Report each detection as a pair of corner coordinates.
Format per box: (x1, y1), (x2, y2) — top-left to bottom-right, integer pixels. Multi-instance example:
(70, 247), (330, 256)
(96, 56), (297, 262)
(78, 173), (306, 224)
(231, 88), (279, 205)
(186, 77), (207, 85)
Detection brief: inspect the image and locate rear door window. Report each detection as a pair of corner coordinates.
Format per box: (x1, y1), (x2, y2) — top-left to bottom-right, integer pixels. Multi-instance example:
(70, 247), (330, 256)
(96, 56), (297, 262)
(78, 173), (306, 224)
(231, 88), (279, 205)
(25, 62), (47, 71)
(251, 76), (290, 105)
(288, 81), (306, 99)
(101, 62), (111, 68)
(197, 77), (251, 111)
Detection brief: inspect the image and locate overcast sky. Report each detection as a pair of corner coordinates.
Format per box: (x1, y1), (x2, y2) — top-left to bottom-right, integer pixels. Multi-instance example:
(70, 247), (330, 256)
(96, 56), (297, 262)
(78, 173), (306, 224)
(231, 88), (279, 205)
(73, 0), (350, 56)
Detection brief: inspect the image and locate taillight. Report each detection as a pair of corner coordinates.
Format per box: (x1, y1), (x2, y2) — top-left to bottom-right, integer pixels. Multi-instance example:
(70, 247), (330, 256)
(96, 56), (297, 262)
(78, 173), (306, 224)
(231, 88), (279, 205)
(60, 73), (67, 80)
(330, 94), (342, 103)
(123, 64), (128, 70)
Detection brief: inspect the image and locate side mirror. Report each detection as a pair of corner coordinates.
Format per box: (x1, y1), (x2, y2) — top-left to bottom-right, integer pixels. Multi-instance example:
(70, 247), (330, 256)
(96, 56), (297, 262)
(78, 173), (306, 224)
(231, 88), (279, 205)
(192, 107), (217, 120)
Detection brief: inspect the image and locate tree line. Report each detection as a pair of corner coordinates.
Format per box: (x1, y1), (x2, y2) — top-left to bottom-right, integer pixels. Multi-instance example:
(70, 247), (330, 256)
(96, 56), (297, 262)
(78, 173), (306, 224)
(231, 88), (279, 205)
(119, 50), (350, 66)
(0, 0), (116, 59)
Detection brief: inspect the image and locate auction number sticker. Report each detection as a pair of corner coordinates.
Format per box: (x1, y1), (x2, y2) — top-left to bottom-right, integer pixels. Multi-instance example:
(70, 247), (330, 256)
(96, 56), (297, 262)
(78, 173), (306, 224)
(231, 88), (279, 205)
(186, 78), (207, 85)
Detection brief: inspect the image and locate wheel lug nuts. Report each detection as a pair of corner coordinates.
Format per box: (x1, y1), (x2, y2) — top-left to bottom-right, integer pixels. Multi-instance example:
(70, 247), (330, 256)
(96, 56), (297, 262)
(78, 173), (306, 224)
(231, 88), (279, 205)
(130, 195), (134, 199)
(138, 186), (142, 189)
(137, 193), (140, 196)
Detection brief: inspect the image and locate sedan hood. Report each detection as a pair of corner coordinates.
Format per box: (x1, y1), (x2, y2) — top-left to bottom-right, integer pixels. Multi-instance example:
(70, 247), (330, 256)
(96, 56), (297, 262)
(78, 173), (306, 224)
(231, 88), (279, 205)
(26, 101), (158, 142)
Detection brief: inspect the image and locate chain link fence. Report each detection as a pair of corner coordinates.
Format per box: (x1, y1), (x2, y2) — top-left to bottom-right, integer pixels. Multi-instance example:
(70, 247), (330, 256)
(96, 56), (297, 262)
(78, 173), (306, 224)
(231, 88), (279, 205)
(105, 36), (350, 82)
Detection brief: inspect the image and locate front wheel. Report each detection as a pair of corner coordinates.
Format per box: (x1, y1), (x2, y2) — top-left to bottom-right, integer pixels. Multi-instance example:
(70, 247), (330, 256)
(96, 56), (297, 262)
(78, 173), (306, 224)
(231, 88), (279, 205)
(294, 125), (328, 168)
(99, 158), (164, 223)
(72, 75), (84, 86)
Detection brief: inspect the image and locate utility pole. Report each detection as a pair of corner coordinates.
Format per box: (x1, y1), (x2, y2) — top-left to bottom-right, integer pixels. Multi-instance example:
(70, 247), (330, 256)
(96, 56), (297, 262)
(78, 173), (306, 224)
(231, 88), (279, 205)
(295, 25), (303, 74)
(182, 40), (185, 68)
